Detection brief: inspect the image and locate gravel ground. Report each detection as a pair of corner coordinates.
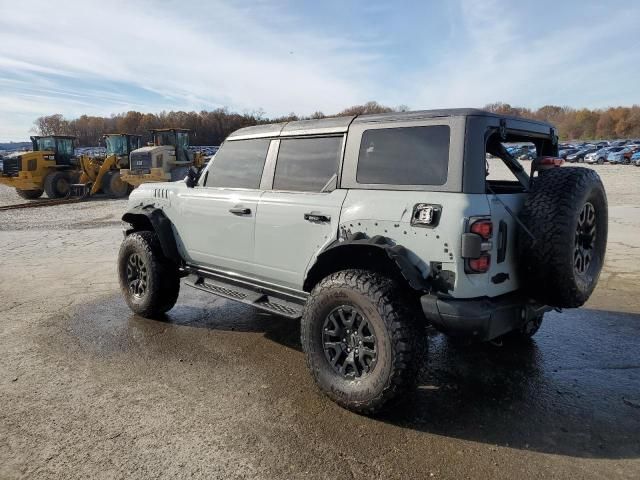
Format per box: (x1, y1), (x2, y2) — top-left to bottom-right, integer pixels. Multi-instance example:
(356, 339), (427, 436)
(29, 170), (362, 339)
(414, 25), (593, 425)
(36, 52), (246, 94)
(1, 166), (639, 479)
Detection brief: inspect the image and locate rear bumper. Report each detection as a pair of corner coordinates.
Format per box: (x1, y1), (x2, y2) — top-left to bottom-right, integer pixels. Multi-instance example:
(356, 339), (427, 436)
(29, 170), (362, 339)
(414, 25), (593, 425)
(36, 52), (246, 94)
(420, 292), (552, 342)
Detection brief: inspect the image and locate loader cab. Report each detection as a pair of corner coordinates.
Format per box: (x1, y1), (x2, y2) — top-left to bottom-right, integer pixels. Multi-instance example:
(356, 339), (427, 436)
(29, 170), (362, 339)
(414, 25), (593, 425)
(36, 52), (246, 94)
(104, 134), (143, 167)
(151, 128), (191, 163)
(104, 134), (143, 156)
(30, 135), (76, 165)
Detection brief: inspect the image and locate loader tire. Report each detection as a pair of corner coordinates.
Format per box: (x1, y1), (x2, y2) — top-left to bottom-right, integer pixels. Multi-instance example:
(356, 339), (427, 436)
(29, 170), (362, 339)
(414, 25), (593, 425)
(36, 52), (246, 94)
(16, 188), (43, 199)
(103, 170), (130, 198)
(518, 167), (607, 308)
(43, 171), (71, 198)
(118, 231), (180, 318)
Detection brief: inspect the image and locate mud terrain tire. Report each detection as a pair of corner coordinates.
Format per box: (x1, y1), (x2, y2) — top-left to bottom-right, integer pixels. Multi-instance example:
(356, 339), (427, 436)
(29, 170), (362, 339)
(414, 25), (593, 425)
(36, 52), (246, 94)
(301, 270), (418, 415)
(118, 231), (180, 318)
(518, 167), (607, 308)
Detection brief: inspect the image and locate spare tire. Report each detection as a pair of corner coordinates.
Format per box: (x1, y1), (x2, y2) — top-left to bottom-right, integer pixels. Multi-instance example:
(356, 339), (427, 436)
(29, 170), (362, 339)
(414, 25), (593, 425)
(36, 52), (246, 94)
(518, 167), (607, 308)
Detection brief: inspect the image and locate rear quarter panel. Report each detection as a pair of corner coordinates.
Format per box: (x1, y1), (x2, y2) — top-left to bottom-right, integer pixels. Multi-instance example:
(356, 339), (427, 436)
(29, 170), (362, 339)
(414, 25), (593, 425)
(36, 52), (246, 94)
(340, 190), (498, 298)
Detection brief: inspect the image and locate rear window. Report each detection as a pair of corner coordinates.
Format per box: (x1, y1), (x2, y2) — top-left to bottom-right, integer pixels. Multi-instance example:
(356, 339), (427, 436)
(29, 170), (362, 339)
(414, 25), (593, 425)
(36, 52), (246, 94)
(273, 136), (342, 192)
(356, 125), (449, 185)
(206, 139), (269, 189)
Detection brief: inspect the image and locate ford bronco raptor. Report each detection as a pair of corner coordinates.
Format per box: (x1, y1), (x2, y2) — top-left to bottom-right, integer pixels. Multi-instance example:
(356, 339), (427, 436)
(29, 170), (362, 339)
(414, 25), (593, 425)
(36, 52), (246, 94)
(118, 109), (608, 414)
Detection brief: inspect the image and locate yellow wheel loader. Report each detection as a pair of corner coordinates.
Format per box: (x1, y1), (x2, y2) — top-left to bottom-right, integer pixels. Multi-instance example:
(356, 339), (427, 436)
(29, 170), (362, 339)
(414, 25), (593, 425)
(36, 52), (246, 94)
(0, 136), (79, 199)
(75, 134), (142, 198)
(120, 128), (204, 188)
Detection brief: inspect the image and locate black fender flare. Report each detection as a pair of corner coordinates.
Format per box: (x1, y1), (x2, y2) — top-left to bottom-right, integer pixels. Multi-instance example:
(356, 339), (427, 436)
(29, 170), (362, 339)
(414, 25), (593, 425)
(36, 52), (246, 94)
(303, 234), (431, 292)
(122, 205), (182, 264)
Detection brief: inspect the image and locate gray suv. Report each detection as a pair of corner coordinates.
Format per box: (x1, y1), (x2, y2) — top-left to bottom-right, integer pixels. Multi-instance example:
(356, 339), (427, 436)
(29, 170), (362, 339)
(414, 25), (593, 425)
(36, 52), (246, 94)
(118, 109), (608, 414)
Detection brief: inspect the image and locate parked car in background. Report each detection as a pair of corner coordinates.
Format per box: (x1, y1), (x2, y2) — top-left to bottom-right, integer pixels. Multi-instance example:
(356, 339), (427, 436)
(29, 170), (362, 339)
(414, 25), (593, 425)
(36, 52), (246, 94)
(604, 146), (629, 164)
(632, 150), (640, 166)
(566, 146), (598, 163)
(610, 140), (630, 147)
(595, 141), (609, 148)
(624, 145), (640, 163)
(559, 148), (579, 159)
(585, 147), (612, 164)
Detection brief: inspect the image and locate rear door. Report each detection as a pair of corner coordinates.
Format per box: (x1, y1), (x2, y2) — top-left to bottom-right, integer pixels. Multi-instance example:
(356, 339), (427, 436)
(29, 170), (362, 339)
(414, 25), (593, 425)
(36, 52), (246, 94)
(174, 138), (273, 275)
(253, 135), (347, 289)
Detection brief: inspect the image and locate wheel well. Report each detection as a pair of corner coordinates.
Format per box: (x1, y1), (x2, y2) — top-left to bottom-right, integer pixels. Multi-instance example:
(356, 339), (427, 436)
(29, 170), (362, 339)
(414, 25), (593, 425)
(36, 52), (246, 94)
(303, 243), (427, 294)
(121, 209), (182, 264)
(122, 212), (153, 233)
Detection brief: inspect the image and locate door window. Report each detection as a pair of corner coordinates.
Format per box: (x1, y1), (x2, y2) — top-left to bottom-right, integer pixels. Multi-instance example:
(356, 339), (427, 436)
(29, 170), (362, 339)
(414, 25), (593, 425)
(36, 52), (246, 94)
(206, 138), (270, 189)
(273, 136), (342, 192)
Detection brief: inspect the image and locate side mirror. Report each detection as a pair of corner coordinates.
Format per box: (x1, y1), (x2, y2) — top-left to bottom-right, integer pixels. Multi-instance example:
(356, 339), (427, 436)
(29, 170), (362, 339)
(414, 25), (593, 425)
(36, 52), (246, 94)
(185, 166), (200, 188)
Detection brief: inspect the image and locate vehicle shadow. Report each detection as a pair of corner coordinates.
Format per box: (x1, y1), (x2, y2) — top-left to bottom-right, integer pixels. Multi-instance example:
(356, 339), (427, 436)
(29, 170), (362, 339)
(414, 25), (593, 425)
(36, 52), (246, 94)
(384, 308), (640, 460)
(137, 293), (640, 459)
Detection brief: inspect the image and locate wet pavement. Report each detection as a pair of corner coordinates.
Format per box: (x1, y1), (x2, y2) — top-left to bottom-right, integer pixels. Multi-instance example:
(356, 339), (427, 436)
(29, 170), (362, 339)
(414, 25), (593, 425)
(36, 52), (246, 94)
(7, 284), (635, 479)
(84, 289), (640, 460)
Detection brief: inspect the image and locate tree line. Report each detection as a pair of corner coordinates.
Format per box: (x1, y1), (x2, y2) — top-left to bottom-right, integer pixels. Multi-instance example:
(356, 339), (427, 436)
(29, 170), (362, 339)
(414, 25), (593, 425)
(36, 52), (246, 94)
(32, 101), (640, 146)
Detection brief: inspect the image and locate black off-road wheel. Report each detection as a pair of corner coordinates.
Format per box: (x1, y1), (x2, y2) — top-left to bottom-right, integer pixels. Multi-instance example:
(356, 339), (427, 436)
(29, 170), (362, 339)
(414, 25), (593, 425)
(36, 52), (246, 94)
(118, 231), (180, 318)
(43, 171), (71, 198)
(103, 170), (130, 198)
(519, 167), (608, 308)
(301, 270), (418, 415)
(15, 188), (43, 199)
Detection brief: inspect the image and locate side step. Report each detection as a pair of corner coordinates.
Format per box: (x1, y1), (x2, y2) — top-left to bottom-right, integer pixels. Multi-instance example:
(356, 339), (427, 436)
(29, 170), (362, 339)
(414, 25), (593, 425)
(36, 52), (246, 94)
(185, 274), (304, 319)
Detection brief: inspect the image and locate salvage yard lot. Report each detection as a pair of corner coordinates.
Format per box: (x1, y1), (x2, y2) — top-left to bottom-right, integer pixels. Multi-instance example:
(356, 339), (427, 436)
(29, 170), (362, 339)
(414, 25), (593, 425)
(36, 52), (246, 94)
(1, 164), (639, 479)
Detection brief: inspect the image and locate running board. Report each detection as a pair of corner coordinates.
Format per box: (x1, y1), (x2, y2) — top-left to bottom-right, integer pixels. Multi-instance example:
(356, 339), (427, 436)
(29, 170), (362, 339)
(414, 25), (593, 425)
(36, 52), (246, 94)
(185, 274), (304, 319)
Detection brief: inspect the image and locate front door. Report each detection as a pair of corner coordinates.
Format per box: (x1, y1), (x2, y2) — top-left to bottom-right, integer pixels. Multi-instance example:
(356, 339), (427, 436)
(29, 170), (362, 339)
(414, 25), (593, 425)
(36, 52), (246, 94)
(173, 137), (272, 275)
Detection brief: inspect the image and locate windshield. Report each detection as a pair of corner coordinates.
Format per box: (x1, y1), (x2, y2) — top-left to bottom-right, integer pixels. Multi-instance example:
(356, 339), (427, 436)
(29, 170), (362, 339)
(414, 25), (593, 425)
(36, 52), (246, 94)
(129, 136), (142, 151)
(34, 137), (56, 152)
(56, 138), (74, 156)
(154, 131), (176, 146)
(105, 136), (128, 155)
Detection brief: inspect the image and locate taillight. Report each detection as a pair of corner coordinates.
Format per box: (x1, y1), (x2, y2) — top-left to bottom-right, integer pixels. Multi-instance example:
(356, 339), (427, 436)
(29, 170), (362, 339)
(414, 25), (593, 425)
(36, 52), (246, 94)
(470, 220), (492, 239)
(466, 218), (493, 273)
(469, 255), (491, 273)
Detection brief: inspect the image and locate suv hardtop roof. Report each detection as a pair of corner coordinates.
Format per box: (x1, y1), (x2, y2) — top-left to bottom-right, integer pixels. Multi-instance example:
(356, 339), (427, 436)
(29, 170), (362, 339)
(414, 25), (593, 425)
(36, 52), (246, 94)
(227, 108), (554, 141)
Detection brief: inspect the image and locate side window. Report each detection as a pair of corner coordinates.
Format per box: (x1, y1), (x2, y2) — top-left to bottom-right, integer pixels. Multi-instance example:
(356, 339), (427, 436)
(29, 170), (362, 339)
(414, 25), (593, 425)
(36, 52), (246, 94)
(356, 125), (450, 185)
(273, 136), (342, 192)
(205, 139), (270, 189)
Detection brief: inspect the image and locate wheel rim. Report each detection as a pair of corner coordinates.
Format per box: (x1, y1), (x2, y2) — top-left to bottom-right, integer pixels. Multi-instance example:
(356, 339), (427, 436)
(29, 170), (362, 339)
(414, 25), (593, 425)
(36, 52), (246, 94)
(574, 202), (597, 276)
(126, 253), (148, 298)
(57, 177), (70, 195)
(322, 305), (377, 378)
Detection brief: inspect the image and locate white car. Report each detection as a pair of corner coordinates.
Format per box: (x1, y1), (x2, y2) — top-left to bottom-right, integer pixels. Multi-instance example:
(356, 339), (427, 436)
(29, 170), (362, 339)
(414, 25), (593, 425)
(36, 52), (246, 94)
(117, 109), (608, 414)
(585, 147), (611, 164)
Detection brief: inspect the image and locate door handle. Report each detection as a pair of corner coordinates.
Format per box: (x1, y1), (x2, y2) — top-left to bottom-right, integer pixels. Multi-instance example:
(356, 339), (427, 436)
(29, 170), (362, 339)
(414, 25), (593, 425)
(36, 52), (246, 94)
(304, 212), (331, 223)
(229, 206), (251, 215)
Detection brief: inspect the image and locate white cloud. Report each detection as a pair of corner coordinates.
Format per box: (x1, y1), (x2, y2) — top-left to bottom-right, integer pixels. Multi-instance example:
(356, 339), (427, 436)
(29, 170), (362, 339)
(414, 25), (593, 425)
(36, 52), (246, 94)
(407, 0), (640, 110)
(1, 0), (639, 141)
(0, 0), (379, 140)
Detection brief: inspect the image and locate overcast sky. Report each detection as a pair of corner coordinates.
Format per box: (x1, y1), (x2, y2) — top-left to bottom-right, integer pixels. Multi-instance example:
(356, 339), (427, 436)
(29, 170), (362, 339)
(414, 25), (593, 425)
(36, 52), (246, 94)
(0, 0), (639, 141)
